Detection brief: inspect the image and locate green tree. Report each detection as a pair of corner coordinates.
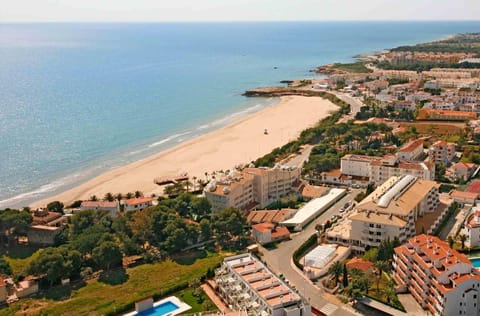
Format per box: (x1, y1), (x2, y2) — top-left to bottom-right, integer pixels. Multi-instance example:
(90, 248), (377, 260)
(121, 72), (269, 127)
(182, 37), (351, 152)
(0, 209), (32, 247)
(212, 208), (247, 248)
(28, 248), (80, 286)
(363, 248), (378, 262)
(374, 260), (389, 293)
(447, 235), (455, 248)
(458, 234), (468, 250)
(191, 197), (211, 216)
(134, 191), (143, 198)
(329, 261), (343, 285)
(199, 218), (212, 241)
(342, 263), (349, 288)
(47, 201), (64, 213)
(89, 195), (98, 201)
(104, 192), (114, 202)
(92, 241), (122, 270)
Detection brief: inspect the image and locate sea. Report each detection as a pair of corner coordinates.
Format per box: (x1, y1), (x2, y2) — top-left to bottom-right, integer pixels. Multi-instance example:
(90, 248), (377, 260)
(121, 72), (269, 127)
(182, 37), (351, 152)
(1, 21), (480, 208)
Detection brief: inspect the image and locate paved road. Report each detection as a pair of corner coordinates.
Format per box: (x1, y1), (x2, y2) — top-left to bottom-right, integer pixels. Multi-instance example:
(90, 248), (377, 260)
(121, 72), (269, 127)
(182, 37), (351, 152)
(260, 189), (362, 316)
(332, 92), (365, 123)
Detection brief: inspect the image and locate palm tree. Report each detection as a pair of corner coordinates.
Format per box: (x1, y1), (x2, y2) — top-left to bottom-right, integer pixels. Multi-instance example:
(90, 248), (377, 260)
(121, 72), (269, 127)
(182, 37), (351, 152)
(125, 192), (133, 199)
(104, 192), (114, 202)
(134, 190), (143, 198)
(192, 176), (197, 191)
(385, 280), (396, 304)
(447, 235), (455, 248)
(458, 234), (468, 250)
(90, 195), (98, 201)
(329, 261), (343, 285)
(374, 260), (389, 294)
(114, 193), (123, 201)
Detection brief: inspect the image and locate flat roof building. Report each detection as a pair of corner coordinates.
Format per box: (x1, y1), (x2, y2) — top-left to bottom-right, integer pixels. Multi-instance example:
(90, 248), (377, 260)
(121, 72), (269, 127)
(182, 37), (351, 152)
(215, 253), (311, 316)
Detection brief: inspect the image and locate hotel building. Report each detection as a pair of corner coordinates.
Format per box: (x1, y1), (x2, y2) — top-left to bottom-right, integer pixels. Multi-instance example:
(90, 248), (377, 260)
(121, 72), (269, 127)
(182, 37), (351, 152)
(204, 166), (301, 212)
(393, 234), (480, 316)
(327, 175), (445, 251)
(215, 253), (311, 316)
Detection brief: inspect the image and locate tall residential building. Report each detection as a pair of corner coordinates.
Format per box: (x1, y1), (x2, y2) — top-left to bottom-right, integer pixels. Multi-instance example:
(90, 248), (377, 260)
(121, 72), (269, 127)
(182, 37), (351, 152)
(393, 234), (480, 316)
(327, 175), (445, 251)
(215, 253), (311, 316)
(204, 166), (301, 212)
(429, 141), (456, 165)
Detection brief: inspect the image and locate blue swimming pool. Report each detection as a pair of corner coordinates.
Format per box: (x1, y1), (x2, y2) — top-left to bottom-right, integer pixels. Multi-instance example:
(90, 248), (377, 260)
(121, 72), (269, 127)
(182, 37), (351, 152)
(137, 302), (179, 316)
(470, 257), (480, 268)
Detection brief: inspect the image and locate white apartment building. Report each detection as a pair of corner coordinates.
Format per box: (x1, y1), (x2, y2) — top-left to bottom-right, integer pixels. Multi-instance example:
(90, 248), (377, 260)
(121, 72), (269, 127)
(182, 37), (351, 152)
(215, 253), (311, 316)
(340, 154), (382, 178)
(327, 175), (443, 251)
(204, 166), (301, 212)
(369, 155), (435, 185)
(396, 139), (424, 161)
(429, 141), (456, 165)
(393, 234), (480, 316)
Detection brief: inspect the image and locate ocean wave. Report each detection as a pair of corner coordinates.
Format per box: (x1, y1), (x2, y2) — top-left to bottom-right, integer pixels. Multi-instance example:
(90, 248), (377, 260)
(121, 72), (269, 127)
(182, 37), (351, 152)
(196, 102), (269, 131)
(0, 172), (86, 208)
(147, 131), (192, 148)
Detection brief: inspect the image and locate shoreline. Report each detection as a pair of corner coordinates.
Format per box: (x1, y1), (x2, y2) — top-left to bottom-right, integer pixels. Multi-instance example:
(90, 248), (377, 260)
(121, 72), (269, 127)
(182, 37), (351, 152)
(29, 95), (338, 208)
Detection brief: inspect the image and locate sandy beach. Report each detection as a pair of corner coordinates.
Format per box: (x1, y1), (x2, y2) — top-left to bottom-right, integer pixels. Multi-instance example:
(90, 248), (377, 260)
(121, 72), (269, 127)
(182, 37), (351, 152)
(31, 96), (338, 207)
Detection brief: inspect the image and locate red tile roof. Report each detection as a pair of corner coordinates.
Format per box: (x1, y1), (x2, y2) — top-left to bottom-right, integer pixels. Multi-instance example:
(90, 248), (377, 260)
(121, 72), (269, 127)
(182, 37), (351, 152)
(466, 180), (480, 194)
(346, 257), (373, 272)
(124, 197), (153, 205)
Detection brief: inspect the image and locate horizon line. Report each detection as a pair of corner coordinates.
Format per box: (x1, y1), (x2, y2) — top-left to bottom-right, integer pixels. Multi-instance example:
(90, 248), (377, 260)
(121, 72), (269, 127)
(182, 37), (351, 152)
(2, 19), (480, 24)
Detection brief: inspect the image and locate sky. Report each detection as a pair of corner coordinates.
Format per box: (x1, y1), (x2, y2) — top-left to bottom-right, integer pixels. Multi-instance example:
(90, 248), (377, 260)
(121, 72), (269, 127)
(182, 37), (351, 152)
(1, 0), (480, 22)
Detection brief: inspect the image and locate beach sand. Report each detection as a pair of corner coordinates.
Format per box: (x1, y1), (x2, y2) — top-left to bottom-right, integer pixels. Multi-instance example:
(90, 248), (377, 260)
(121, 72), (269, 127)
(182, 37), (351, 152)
(31, 96), (338, 207)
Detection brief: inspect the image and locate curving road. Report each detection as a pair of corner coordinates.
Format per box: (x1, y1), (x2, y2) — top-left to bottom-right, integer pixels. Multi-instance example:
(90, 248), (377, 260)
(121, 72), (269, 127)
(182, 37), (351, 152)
(260, 190), (362, 316)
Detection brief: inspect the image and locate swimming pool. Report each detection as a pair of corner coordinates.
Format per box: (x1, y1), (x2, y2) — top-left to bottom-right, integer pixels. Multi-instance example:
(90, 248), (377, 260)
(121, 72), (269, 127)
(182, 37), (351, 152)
(471, 257), (480, 268)
(137, 302), (179, 316)
(124, 296), (191, 316)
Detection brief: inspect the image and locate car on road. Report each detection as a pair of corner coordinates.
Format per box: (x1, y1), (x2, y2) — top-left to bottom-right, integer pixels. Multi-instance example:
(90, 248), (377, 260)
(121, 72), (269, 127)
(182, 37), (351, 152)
(339, 201), (354, 213)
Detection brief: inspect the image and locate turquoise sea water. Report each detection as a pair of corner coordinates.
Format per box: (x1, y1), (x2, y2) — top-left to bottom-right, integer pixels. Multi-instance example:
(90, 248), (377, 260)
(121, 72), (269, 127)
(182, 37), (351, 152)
(1, 22), (480, 208)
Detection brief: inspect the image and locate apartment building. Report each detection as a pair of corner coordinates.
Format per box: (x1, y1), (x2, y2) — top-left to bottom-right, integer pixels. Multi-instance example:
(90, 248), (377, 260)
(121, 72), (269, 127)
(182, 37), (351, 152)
(429, 141), (456, 165)
(215, 253), (311, 316)
(369, 155), (435, 185)
(447, 162), (478, 182)
(340, 154), (382, 178)
(204, 166), (301, 212)
(327, 175), (443, 251)
(393, 234), (480, 316)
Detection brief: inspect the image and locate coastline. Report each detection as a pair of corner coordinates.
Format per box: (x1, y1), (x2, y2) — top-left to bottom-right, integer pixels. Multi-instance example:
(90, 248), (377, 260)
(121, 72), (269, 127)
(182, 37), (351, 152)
(29, 95), (338, 208)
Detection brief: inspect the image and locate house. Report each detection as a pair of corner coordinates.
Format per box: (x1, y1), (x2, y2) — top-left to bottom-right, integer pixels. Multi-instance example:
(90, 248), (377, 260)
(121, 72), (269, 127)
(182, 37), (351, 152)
(246, 209), (297, 225)
(123, 197), (153, 212)
(446, 162), (478, 181)
(450, 190), (478, 205)
(15, 277), (39, 299)
(464, 207), (480, 248)
(396, 139), (424, 161)
(80, 200), (120, 217)
(346, 257), (373, 272)
(27, 225), (63, 246)
(251, 223), (290, 245)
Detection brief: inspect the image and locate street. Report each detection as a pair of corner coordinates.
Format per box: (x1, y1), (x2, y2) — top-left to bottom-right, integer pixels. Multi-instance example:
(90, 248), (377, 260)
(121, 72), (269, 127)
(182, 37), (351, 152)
(260, 189), (362, 316)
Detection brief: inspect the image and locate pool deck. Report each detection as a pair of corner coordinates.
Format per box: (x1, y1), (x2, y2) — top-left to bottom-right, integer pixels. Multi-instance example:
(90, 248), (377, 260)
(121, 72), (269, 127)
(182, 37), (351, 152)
(124, 296), (191, 316)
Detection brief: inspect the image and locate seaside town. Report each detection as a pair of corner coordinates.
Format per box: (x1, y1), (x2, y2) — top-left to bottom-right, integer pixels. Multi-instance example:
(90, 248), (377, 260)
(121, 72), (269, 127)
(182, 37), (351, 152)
(3, 32), (480, 316)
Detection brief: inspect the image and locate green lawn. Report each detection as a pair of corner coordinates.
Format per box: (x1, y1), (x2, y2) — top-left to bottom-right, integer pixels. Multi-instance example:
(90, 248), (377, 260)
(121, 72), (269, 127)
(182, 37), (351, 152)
(0, 252), (224, 316)
(3, 248), (41, 276)
(177, 288), (217, 314)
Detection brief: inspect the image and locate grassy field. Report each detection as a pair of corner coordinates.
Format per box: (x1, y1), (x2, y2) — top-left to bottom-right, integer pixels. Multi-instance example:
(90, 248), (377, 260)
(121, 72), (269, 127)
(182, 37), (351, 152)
(2, 246), (41, 276)
(332, 62), (373, 73)
(0, 251), (224, 316)
(400, 121), (464, 137)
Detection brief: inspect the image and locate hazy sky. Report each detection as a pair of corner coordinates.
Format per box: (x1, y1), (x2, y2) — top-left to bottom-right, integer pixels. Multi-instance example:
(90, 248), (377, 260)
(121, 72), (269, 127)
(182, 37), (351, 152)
(2, 0), (479, 22)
